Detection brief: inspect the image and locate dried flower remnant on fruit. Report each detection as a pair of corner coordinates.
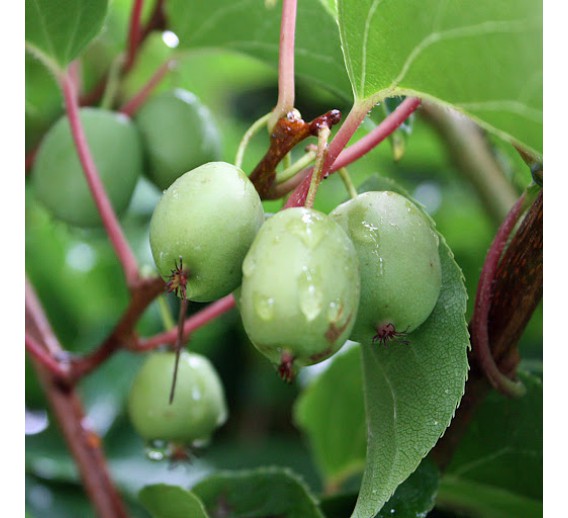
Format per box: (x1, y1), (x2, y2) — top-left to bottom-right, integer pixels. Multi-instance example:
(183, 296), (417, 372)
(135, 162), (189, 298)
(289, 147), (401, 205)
(372, 322), (410, 346)
(166, 257), (189, 299)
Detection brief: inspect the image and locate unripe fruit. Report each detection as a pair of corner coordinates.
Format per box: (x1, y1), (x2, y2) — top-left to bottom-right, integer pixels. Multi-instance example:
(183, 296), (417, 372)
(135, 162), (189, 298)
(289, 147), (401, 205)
(135, 89), (221, 191)
(239, 207), (360, 381)
(330, 191), (442, 345)
(149, 162), (265, 302)
(32, 108), (143, 227)
(127, 351), (227, 445)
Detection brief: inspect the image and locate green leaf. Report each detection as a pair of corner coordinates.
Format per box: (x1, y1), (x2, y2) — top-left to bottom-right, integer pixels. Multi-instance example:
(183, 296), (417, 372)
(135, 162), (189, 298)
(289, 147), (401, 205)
(336, 0), (542, 154)
(351, 178), (469, 517)
(294, 345), (367, 488)
(438, 370), (542, 516)
(320, 458), (440, 518)
(192, 467), (325, 517)
(166, 0), (352, 100)
(25, 0), (108, 68)
(139, 484), (208, 518)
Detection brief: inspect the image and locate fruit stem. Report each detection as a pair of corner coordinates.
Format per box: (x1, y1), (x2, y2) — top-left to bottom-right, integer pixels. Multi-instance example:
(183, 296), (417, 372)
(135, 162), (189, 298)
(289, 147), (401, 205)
(119, 58), (176, 117)
(25, 334), (70, 381)
(100, 54), (125, 110)
(268, 0), (298, 131)
(169, 295), (189, 404)
(304, 125), (331, 208)
(338, 167), (358, 200)
(60, 70), (140, 286)
(235, 112), (271, 169)
(275, 149), (316, 184)
(136, 294), (236, 351)
(124, 0), (145, 72)
(471, 192), (528, 397)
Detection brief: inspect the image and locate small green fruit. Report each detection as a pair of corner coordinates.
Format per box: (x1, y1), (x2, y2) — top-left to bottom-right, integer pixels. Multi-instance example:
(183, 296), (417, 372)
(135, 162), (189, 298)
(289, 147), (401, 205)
(239, 207), (360, 381)
(330, 191), (442, 345)
(127, 351), (227, 445)
(149, 161), (265, 302)
(135, 89), (221, 190)
(32, 108), (143, 227)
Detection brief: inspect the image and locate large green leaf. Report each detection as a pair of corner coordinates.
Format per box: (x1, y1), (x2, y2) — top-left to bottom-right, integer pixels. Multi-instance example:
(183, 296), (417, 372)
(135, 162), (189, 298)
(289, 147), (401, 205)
(337, 0), (542, 154)
(192, 467), (325, 517)
(139, 484), (208, 518)
(350, 178), (470, 517)
(438, 370), (542, 516)
(25, 0), (109, 68)
(294, 345), (367, 488)
(166, 0), (352, 100)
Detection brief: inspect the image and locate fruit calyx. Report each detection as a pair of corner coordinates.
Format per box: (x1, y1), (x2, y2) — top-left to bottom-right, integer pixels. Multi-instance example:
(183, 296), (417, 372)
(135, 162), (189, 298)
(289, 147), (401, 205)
(372, 322), (410, 346)
(166, 256), (190, 299)
(278, 351), (296, 383)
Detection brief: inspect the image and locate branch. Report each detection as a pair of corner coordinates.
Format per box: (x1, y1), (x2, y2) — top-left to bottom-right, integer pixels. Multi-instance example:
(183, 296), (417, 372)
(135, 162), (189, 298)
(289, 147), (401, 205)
(431, 188), (543, 469)
(26, 280), (129, 518)
(124, 0), (145, 72)
(60, 71), (140, 286)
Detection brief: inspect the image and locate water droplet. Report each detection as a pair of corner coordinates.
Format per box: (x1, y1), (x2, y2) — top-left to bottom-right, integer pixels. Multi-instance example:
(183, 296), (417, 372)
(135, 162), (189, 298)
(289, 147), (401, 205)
(145, 439), (169, 461)
(286, 213), (324, 248)
(327, 301), (341, 323)
(253, 293), (275, 320)
(242, 254), (256, 277)
(192, 386), (202, 401)
(298, 267), (323, 321)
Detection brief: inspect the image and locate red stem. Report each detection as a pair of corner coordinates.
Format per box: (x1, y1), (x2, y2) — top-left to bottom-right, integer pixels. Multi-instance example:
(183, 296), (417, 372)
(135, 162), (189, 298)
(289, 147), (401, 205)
(137, 294), (236, 351)
(124, 0), (145, 72)
(280, 97), (421, 204)
(25, 334), (70, 379)
(271, 0), (297, 126)
(471, 192), (527, 396)
(119, 59), (175, 117)
(60, 71), (139, 286)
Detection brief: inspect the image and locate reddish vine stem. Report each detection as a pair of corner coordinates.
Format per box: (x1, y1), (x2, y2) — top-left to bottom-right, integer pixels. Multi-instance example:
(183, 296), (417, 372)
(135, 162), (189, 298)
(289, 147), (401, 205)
(25, 334), (70, 380)
(26, 282), (129, 518)
(269, 0), (297, 130)
(136, 294), (236, 351)
(471, 192), (527, 397)
(69, 276), (165, 380)
(124, 0), (145, 71)
(119, 59), (176, 117)
(61, 71), (140, 286)
(432, 188), (542, 469)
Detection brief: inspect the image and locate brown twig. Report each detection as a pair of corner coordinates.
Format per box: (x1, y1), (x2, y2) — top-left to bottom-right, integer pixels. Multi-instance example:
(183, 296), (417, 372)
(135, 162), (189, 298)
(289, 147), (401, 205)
(432, 188), (543, 469)
(26, 280), (129, 518)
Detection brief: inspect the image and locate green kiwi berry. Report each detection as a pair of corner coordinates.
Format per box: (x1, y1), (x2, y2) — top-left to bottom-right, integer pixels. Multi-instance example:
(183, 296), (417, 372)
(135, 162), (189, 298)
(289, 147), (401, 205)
(32, 108), (143, 227)
(127, 351), (227, 446)
(135, 89), (221, 191)
(239, 207), (360, 381)
(149, 161), (264, 302)
(330, 190), (442, 345)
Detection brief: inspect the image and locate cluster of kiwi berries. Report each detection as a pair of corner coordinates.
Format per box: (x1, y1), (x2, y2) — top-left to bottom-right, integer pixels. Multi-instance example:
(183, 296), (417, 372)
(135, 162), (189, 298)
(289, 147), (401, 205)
(30, 90), (443, 456)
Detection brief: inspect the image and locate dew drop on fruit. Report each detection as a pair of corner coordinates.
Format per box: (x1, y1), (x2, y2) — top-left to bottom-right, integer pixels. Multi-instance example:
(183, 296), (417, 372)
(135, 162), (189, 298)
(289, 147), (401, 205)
(145, 439), (169, 461)
(191, 386), (202, 401)
(298, 267), (323, 321)
(286, 212), (324, 249)
(242, 254), (256, 277)
(326, 300), (341, 323)
(253, 293), (275, 320)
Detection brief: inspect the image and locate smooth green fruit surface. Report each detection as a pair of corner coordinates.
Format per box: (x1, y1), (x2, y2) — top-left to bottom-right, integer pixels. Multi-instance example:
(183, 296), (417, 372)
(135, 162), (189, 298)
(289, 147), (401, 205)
(32, 108), (143, 227)
(330, 191), (442, 344)
(239, 207), (360, 378)
(135, 89), (221, 191)
(127, 351), (227, 445)
(149, 161), (265, 302)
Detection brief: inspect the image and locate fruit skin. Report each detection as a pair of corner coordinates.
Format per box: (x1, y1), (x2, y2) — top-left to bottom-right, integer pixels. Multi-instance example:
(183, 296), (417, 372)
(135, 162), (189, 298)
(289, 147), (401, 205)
(135, 89), (221, 191)
(149, 161), (265, 302)
(330, 190), (442, 344)
(127, 351), (227, 445)
(32, 108), (143, 227)
(239, 207), (360, 378)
